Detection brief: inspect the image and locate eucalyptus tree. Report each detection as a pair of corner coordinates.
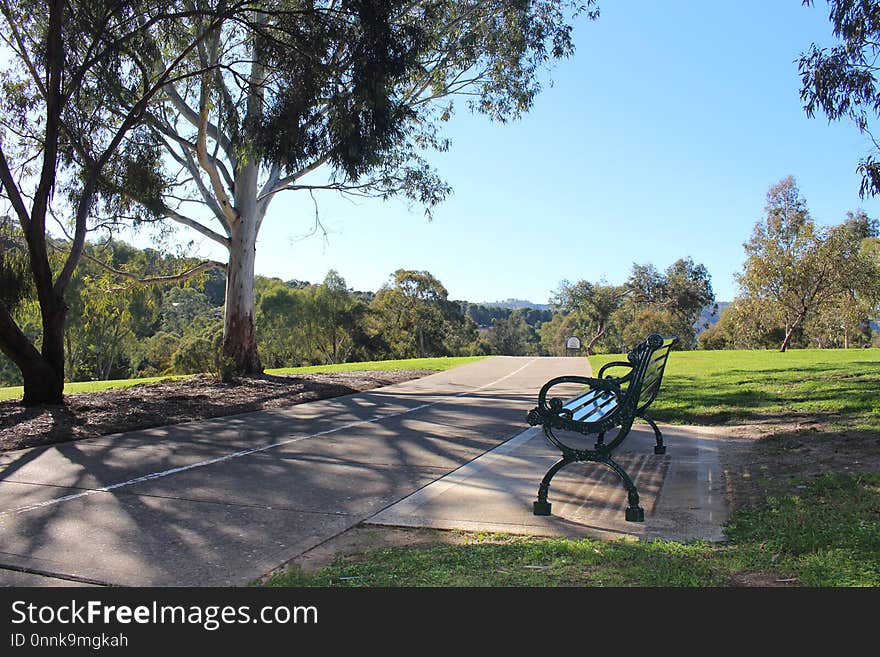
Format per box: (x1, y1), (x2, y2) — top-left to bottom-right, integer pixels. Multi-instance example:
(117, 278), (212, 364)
(370, 268), (461, 358)
(738, 177), (879, 352)
(115, 0), (599, 375)
(552, 279), (626, 354)
(0, 0), (228, 404)
(800, 0), (880, 197)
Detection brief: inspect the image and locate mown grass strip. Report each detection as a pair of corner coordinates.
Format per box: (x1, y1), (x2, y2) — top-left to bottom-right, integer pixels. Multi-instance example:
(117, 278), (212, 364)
(266, 356), (485, 375)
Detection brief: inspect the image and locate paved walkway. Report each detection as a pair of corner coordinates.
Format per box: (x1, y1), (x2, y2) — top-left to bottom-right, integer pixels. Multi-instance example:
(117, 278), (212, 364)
(0, 357), (728, 587)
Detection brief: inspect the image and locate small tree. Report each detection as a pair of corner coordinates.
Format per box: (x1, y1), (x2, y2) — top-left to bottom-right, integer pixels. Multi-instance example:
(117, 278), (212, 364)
(370, 269), (463, 358)
(552, 279), (626, 354)
(489, 310), (538, 356)
(538, 311), (579, 356)
(738, 177), (880, 351)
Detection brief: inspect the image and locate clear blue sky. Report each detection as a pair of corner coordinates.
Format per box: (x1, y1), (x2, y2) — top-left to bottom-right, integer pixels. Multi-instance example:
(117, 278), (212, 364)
(170, 1), (880, 304)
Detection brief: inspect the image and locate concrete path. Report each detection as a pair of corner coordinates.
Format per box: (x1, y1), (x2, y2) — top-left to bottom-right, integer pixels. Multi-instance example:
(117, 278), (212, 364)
(0, 356), (728, 587)
(368, 422), (728, 543)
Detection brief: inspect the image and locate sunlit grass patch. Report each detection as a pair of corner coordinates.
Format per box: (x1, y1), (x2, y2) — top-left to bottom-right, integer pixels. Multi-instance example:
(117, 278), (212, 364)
(589, 348), (880, 430)
(0, 375), (189, 402)
(267, 356), (485, 375)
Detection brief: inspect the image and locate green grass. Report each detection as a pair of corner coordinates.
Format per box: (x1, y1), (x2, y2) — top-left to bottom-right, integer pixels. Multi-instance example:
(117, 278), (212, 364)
(590, 348), (880, 431)
(725, 473), (880, 586)
(0, 374), (189, 402)
(266, 356), (485, 375)
(0, 356), (485, 402)
(263, 473), (880, 587)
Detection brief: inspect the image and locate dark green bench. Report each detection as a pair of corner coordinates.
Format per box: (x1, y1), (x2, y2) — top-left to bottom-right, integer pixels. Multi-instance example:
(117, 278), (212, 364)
(526, 333), (678, 522)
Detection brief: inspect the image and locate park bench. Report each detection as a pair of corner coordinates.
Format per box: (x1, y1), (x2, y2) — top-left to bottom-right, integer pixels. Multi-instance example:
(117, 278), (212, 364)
(526, 333), (678, 522)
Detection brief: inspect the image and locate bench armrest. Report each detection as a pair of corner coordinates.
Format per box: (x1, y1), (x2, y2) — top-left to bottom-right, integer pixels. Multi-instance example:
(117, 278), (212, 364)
(597, 360), (633, 383)
(527, 375), (622, 428)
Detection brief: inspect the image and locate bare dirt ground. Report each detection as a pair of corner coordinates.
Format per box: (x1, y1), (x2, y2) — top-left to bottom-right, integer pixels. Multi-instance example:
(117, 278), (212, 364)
(716, 421), (880, 509)
(0, 370), (432, 452)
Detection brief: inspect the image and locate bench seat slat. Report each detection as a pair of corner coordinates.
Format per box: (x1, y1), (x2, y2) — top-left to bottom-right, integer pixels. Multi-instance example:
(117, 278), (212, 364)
(562, 388), (605, 411)
(573, 403), (614, 423)
(569, 390), (617, 422)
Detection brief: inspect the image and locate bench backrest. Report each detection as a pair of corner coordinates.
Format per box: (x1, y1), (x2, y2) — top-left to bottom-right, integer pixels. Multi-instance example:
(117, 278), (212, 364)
(623, 334), (677, 415)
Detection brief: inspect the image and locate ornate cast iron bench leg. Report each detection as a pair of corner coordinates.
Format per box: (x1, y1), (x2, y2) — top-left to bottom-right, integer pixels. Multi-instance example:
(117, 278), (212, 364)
(603, 455), (645, 522)
(641, 413), (666, 455)
(533, 454), (574, 516)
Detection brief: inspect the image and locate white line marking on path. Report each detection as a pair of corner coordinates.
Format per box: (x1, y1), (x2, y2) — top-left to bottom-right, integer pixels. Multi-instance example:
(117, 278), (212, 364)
(3, 359), (539, 516)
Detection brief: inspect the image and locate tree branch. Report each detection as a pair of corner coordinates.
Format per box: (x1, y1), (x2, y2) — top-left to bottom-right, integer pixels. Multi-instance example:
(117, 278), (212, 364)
(0, 142), (32, 232)
(82, 251), (227, 286)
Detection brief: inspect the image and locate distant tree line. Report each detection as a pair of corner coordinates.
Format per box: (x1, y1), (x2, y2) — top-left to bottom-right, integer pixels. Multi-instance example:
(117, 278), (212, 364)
(543, 257), (716, 355)
(0, 229), (721, 387)
(4, 175), (878, 387)
(0, 239), (559, 386)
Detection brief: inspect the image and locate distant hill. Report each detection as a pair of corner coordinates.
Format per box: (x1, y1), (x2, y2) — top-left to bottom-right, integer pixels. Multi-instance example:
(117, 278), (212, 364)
(476, 298), (552, 310)
(695, 301), (730, 333)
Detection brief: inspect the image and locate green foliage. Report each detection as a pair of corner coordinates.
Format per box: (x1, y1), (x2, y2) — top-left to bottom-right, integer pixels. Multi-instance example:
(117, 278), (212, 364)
(487, 310), (540, 356)
(171, 323), (222, 375)
(538, 311), (580, 355)
(0, 236), (228, 385)
(255, 271), (370, 368)
(552, 279), (625, 353)
(159, 287), (217, 337)
(698, 298), (784, 350)
(604, 302), (681, 353)
(0, 216), (31, 310)
(736, 178), (880, 351)
(554, 258), (714, 355)
(618, 258), (714, 349)
(140, 332), (180, 376)
(368, 269), (466, 359)
(800, 0), (880, 197)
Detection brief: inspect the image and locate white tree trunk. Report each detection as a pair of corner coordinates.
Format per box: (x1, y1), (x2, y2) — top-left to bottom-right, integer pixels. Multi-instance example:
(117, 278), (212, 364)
(222, 165), (263, 375)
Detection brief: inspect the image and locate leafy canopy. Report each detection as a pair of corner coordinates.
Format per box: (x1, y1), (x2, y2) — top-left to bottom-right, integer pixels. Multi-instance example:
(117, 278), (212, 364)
(800, 0), (880, 196)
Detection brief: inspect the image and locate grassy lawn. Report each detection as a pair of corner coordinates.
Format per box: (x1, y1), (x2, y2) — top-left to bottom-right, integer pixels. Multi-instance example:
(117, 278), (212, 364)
(591, 348), (880, 431)
(262, 347), (880, 587)
(0, 356), (485, 402)
(266, 356), (485, 375)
